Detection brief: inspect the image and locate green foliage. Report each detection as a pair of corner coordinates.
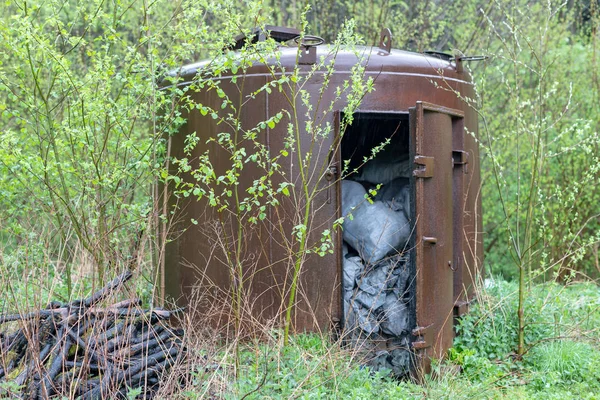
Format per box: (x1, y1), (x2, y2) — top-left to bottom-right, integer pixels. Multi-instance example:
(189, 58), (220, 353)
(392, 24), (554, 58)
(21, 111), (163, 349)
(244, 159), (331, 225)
(126, 386), (143, 400)
(0, 0), (279, 295)
(0, 0), (599, 396)
(525, 340), (600, 390)
(455, 279), (600, 358)
(449, 279), (600, 396)
(165, 13), (376, 346)
(177, 279), (600, 398)
(0, 380), (23, 399)
(185, 332), (423, 399)
(473, 1), (600, 281)
(268, 1), (600, 286)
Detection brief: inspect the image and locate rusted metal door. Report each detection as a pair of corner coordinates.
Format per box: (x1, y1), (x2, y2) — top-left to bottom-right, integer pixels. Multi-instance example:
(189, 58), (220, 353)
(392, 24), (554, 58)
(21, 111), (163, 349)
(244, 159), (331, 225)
(409, 101), (464, 372)
(452, 114), (469, 317)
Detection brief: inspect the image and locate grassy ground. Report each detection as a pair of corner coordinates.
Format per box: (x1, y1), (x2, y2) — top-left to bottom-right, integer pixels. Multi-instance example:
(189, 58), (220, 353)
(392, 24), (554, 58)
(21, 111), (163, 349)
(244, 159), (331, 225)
(175, 279), (600, 399)
(1, 269), (599, 399)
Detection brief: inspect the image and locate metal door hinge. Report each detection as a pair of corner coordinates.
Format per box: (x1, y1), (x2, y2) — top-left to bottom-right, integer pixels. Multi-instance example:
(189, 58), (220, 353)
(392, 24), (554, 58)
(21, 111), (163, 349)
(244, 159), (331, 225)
(325, 163), (338, 204)
(412, 324), (434, 350)
(452, 150), (469, 173)
(413, 156), (434, 178)
(325, 163), (338, 181)
(454, 300), (470, 317)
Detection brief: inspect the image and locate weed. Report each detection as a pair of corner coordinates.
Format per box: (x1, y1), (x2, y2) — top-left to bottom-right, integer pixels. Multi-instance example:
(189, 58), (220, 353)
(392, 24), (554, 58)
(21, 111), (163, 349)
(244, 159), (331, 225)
(525, 340), (600, 390)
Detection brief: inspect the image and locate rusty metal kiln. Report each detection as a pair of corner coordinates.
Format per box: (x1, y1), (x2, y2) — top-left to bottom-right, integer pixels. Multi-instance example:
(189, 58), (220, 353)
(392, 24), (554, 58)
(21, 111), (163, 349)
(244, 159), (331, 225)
(162, 26), (483, 374)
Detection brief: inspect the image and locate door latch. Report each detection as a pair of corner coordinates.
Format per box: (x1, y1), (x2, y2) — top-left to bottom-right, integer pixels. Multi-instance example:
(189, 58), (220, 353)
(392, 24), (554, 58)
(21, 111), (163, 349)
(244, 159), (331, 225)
(414, 156), (434, 178)
(452, 150), (469, 173)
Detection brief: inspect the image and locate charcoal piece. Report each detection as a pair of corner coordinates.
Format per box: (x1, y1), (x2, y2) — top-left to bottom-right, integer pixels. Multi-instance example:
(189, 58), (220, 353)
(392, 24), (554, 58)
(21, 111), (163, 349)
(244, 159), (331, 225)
(82, 271), (133, 308)
(388, 337), (412, 376)
(354, 292), (386, 314)
(379, 256), (410, 291)
(342, 300), (359, 333)
(343, 297), (380, 335)
(380, 293), (410, 337)
(358, 263), (391, 293)
(343, 256), (362, 291)
(370, 350), (393, 371)
(354, 263), (389, 311)
(390, 348), (411, 376)
(353, 302), (380, 335)
(375, 177), (410, 218)
(361, 340), (412, 377)
(341, 180), (410, 263)
(342, 180), (367, 210)
(344, 241), (359, 258)
(342, 299), (354, 328)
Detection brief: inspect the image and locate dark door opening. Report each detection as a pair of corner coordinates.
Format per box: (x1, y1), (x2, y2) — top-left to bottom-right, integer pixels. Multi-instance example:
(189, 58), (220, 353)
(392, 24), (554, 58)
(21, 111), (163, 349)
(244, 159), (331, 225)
(339, 112), (415, 376)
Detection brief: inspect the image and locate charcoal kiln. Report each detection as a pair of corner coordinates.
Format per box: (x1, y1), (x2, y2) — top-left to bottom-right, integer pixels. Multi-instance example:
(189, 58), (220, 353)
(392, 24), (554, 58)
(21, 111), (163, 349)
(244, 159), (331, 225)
(162, 26), (483, 375)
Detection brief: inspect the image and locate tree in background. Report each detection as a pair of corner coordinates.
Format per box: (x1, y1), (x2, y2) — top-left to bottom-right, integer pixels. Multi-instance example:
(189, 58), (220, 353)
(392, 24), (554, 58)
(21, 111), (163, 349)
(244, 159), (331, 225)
(0, 0), (598, 358)
(0, 0), (266, 299)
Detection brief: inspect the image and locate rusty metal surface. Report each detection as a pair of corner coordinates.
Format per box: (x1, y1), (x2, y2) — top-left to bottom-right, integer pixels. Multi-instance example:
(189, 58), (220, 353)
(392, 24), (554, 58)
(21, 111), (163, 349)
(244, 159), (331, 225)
(409, 102), (464, 373)
(163, 29), (483, 372)
(378, 28), (393, 53)
(164, 76), (277, 332)
(454, 104), (483, 317)
(262, 79), (342, 332)
(172, 44), (469, 88)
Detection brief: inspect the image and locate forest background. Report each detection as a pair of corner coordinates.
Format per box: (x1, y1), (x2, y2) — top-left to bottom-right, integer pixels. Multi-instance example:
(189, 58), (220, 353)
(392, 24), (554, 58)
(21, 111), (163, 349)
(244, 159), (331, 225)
(0, 0), (599, 398)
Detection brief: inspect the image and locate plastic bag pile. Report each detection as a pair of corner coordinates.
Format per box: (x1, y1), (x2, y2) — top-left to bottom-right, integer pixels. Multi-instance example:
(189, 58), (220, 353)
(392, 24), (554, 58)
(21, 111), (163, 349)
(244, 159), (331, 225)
(341, 158), (414, 376)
